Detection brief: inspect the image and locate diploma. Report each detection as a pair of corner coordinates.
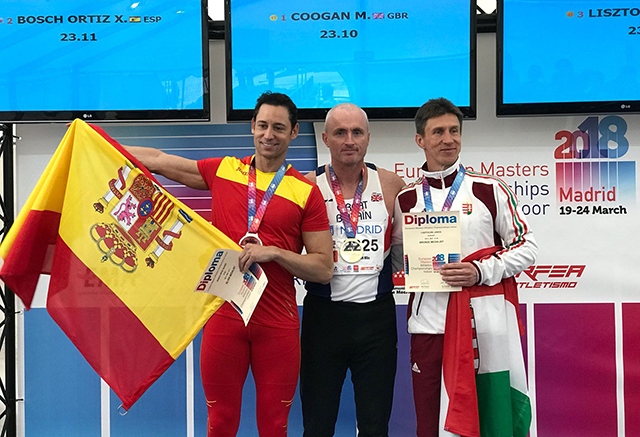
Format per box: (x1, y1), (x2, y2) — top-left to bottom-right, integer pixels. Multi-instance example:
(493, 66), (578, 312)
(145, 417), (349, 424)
(402, 211), (462, 292)
(194, 249), (268, 325)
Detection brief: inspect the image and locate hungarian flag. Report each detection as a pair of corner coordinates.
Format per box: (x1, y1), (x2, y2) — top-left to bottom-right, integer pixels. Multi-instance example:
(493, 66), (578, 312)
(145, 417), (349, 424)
(0, 119), (238, 410)
(441, 247), (532, 437)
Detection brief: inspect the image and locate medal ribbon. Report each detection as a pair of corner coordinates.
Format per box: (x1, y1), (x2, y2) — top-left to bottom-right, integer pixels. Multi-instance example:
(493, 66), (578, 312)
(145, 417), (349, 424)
(421, 165), (466, 212)
(247, 157), (288, 233)
(329, 165), (365, 239)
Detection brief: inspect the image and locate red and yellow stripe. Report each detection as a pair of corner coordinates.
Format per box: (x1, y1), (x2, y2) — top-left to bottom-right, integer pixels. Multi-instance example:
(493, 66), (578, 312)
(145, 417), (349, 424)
(0, 119), (237, 409)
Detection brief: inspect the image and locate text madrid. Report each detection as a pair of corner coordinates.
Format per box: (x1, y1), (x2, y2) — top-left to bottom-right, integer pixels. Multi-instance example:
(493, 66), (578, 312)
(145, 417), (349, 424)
(558, 186), (616, 202)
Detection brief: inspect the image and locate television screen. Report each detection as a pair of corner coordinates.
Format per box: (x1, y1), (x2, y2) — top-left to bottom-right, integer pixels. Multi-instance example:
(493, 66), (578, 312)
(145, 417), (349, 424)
(226, 0), (476, 121)
(0, 0), (209, 123)
(497, 0), (640, 116)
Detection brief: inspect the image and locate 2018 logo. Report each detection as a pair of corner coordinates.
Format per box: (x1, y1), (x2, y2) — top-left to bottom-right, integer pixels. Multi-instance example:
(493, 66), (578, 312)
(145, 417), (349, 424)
(555, 115), (636, 205)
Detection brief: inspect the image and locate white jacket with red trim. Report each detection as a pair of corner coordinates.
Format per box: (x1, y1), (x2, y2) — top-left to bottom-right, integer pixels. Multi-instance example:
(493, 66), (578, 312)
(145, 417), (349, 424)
(392, 158), (537, 334)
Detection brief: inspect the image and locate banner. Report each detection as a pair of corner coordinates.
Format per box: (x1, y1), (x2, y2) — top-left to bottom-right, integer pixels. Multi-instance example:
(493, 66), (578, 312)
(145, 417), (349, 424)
(0, 119), (239, 410)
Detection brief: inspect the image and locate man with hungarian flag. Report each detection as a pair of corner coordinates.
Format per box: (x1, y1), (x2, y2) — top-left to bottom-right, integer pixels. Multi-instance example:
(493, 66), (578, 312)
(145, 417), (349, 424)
(393, 97), (538, 437)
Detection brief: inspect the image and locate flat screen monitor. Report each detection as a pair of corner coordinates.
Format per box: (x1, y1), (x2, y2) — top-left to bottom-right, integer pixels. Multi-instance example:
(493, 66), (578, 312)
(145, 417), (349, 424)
(497, 0), (640, 116)
(226, 0), (476, 121)
(0, 0), (210, 123)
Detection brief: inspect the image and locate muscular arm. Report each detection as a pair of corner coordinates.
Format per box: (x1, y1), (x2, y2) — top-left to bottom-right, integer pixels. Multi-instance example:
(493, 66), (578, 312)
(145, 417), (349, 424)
(237, 229), (334, 283)
(237, 172), (333, 282)
(125, 146), (207, 190)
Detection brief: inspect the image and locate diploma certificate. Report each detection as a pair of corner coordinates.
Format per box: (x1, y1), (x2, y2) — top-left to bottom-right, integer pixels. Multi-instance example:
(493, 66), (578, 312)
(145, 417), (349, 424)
(194, 249), (268, 325)
(402, 211), (462, 292)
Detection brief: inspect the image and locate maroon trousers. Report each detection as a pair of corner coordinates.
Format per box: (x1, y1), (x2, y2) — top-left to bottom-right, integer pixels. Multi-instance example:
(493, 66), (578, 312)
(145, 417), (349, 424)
(410, 333), (445, 437)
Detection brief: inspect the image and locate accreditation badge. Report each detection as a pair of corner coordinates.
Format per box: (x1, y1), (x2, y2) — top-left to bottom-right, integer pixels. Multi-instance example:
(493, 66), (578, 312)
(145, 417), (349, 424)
(339, 237), (364, 263)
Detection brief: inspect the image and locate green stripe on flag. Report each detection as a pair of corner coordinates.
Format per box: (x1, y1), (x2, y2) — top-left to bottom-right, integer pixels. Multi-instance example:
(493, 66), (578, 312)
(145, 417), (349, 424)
(476, 370), (531, 437)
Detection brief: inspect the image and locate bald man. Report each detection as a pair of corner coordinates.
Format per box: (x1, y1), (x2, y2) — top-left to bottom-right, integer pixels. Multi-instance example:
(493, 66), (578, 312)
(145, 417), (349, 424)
(301, 103), (405, 437)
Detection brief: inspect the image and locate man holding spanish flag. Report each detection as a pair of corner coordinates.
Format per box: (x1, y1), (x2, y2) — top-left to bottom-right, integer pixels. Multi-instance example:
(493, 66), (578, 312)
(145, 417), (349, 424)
(126, 91), (333, 437)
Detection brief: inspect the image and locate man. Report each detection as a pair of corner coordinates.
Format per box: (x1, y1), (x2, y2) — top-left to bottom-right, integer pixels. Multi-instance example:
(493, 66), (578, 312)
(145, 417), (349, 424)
(126, 91), (333, 437)
(393, 97), (537, 437)
(302, 103), (405, 437)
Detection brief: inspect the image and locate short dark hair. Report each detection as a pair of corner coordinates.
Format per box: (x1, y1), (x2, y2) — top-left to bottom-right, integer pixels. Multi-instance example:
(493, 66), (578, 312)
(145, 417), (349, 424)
(253, 91), (298, 130)
(414, 97), (464, 135)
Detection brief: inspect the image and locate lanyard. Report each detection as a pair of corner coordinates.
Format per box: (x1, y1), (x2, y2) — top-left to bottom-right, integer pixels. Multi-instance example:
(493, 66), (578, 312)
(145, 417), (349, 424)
(421, 165), (466, 212)
(329, 165), (365, 239)
(247, 157), (287, 233)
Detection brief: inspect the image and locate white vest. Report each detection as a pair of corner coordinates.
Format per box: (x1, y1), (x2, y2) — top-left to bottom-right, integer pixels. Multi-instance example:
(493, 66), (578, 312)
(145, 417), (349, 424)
(313, 163), (391, 302)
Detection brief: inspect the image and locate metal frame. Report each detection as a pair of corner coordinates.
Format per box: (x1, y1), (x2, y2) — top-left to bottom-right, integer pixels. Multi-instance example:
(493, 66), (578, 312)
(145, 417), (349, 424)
(0, 123), (17, 437)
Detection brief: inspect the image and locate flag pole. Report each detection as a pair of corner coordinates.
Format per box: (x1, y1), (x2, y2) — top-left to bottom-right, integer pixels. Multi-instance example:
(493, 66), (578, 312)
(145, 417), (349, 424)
(0, 122), (18, 437)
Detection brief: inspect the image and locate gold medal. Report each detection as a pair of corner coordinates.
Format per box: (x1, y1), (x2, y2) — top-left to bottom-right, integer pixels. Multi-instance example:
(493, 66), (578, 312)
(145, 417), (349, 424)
(339, 238), (364, 264)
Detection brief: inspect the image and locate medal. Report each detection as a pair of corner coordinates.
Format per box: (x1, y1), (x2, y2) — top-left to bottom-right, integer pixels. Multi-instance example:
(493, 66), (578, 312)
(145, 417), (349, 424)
(339, 237), (364, 263)
(243, 157), (287, 248)
(328, 165), (366, 264)
(239, 232), (262, 247)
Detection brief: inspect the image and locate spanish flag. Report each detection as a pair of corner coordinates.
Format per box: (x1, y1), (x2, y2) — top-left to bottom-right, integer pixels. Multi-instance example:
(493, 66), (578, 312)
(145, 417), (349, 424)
(0, 119), (237, 410)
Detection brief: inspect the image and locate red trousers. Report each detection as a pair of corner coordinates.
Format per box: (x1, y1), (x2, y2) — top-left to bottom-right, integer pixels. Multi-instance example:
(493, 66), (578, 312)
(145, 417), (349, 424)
(200, 313), (300, 437)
